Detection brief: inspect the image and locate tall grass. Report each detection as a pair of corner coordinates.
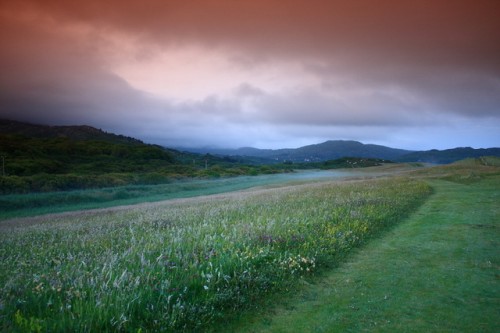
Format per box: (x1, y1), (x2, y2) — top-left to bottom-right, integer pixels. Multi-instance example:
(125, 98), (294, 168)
(0, 177), (274, 220)
(410, 156), (500, 184)
(0, 169), (363, 220)
(0, 177), (431, 332)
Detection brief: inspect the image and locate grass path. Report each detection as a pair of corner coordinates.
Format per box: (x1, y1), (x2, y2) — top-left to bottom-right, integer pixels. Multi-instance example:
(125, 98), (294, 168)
(223, 178), (500, 332)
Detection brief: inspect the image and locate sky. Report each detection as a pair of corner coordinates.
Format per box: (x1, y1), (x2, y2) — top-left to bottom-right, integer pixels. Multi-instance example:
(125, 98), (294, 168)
(1, 0), (499, 150)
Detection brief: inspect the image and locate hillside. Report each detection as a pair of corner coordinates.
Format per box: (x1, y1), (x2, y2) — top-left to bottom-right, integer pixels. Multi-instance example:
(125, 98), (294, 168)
(396, 147), (500, 164)
(0, 119), (174, 176)
(0, 120), (289, 194)
(0, 119), (142, 145)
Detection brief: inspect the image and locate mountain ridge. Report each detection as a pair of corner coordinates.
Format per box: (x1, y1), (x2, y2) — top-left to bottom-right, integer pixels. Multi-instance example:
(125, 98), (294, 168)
(179, 140), (500, 164)
(2, 119), (499, 165)
(179, 140), (413, 162)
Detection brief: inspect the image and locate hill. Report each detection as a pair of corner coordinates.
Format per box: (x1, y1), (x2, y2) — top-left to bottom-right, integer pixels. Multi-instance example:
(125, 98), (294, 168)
(181, 140), (413, 162)
(0, 120), (289, 194)
(0, 119), (174, 176)
(181, 141), (500, 164)
(0, 119), (142, 145)
(396, 147), (500, 164)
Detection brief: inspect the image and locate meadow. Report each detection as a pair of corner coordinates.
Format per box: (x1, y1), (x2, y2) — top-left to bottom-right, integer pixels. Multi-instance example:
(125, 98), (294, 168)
(0, 174), (431, 332)
(0, 168), (395, 220)
(224, 160), (500, 332)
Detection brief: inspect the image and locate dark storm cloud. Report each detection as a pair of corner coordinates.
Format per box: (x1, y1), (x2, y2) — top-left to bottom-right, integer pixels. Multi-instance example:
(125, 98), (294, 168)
(15, 0), (499, 75)
(0, 0), (499, 148)
(0, 10), (160, 132)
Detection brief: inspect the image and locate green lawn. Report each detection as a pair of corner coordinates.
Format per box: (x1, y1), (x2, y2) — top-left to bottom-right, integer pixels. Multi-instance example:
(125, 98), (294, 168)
(223, 177), (500, 332)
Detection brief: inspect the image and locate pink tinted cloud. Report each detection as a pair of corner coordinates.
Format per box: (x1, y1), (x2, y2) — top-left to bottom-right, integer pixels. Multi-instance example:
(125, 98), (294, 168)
(0, 0), (499, 149)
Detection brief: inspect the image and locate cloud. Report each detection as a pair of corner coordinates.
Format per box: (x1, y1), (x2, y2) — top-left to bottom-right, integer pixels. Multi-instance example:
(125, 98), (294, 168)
(249, 87), (425, 127)
(0, 11), (156, 130)
(14, 0), (499, 76)
(0, 0), (499, 149)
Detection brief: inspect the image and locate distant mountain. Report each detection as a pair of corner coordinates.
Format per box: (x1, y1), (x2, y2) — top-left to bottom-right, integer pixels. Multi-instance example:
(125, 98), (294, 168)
(181, 140), (413, 162)
(396, 147), (500, 164)
(181, 140), (500, 164)
(4, 119), (498, 169)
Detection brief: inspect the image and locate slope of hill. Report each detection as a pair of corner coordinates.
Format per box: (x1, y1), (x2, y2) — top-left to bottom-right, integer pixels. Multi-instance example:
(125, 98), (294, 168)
(0, 119), (174, 176)
(0, 119), (290, 194)
(396, 147), (500, 164)
(0, 119), (141, 144)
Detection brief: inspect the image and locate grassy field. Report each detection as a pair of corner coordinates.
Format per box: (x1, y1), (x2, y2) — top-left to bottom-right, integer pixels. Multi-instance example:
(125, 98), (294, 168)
(0, 167), (404, 220)
(0, 160), (497, 332)
(0, 173), (430, 332)
(221, 165), (500, 332)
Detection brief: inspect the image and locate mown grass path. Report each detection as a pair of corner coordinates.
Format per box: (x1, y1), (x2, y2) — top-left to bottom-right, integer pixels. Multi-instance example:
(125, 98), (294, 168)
(224, 178), (499, 332)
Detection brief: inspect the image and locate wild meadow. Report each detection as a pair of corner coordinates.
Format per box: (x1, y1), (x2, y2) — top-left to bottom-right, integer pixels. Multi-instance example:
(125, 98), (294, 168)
(223, 160), (500, 333)
(0, 168), (385, 220)
(0, 177), (431, 332)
